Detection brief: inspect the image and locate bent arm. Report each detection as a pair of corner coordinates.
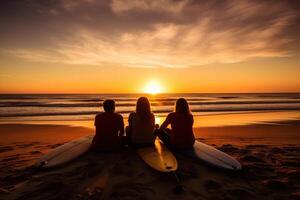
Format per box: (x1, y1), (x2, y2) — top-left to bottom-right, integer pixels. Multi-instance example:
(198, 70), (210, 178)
(127, 113), (133, 137)
(119, 116), (125, 136)
(160, 114), (171, 130)
(94, 115), (98, 133)
(151, 113), (155, 129)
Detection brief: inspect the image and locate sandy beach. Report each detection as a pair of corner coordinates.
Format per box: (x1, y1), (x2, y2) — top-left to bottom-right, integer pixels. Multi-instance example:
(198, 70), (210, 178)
(0, 120), (299, 200)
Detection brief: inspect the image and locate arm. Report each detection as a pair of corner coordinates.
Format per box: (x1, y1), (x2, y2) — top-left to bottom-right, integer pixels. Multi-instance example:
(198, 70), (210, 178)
(94, 115), (97, 127)
(126, 113), (133, 137)
(93, 115), (98, 145)
(160, 114), (171, 130)
(151, 113), (155, 129)
(119, 115), (125, 136)
(94, 115), (98, 133)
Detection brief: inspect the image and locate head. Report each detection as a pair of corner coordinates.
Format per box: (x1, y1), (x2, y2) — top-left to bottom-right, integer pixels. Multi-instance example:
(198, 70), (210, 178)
(175, 98), (190, 115)
(136, 97), (152, 122)
(103, 99), (115, 113)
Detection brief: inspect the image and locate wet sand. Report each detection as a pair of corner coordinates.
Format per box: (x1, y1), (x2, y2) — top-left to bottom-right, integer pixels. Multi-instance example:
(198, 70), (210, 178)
(0, 121), (299, 200)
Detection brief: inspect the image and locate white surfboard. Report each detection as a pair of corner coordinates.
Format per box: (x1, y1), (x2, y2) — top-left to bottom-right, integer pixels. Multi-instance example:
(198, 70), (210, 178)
(36, 135), (93, 168)
(183, 141), (242, 171)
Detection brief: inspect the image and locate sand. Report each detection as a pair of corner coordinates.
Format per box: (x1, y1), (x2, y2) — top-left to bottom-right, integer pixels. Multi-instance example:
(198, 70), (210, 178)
(0, 122), (300, 200)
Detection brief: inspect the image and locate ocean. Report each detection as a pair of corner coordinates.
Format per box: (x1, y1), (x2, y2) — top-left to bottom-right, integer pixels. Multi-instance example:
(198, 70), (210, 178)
(1, 93), (300, 127)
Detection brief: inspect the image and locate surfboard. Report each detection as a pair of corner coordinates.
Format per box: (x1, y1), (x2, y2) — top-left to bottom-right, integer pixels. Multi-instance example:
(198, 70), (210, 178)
(182, 141), (242, 171)
(35, 135), (93, 168)
(137, 139), (178, 172)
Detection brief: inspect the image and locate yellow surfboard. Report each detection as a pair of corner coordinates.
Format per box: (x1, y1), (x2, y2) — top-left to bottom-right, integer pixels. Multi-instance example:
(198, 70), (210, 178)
(137, 139), (178, 172)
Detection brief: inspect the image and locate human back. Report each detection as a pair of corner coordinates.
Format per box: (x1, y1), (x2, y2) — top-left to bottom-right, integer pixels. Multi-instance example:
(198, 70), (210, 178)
(127, 97), (155, 145)
(167, 111), (194, 148)
(160, 98), (195, 149)
(93, 100), (124, 151)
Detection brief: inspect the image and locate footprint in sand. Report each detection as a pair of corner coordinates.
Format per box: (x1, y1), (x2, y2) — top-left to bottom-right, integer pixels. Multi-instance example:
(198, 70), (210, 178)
(0, 154), (21, 162)
(204, 180), (222, 191)
(16, 143), (35, 148)
(109, 181), (155, 200)
(0, 146), (14, 153)
(219, 144), (239, 153)
(29, 151), (41, 155)
(46, 143), (65, 149)
(240, 155), (264, 163)
(226, 188), (254, 200)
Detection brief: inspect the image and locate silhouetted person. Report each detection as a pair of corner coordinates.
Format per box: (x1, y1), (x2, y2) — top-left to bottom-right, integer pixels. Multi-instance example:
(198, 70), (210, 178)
(92, 99), (124, 151)
(126, 97), (155, 147)
(157, 98), (195, 149)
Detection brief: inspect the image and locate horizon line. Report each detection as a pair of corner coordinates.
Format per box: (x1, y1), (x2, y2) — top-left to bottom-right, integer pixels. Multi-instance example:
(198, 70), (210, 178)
(0, 92), (300, 95)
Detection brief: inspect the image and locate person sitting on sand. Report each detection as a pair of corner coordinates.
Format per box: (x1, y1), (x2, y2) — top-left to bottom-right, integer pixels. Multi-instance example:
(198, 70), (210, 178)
(126, 97), (155, 147)
(156, 98), (195, 149)
(92, 99), (124, 151)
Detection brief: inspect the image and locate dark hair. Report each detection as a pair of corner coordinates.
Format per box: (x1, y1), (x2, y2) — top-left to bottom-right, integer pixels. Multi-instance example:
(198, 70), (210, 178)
(103, 99), (115, 113)
(175, 98), (190, 114)
(136, 97), (152, 122)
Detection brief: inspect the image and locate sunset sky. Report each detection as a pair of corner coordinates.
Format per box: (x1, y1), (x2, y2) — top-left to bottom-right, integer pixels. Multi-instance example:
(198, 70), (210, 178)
(1, 0), (300, 93)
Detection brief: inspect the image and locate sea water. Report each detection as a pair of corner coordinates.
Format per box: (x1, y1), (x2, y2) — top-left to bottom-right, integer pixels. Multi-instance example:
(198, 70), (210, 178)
(0, 93), (300, 127)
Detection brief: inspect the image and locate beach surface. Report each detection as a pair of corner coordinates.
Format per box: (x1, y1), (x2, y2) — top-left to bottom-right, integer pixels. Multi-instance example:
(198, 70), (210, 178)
(0, 120), (299, 200)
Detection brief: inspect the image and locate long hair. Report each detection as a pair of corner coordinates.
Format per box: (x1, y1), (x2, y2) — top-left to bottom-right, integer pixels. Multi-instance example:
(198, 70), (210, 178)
(136, 97), (152, 122)
(175, 98), (191, 115)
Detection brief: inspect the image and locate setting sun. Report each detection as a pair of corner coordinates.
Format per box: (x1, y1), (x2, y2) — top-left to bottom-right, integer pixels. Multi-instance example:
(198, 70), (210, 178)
(144, 81), (163, 95)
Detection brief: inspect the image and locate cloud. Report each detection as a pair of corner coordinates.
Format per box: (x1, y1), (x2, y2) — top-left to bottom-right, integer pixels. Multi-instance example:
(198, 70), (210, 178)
(1, 0), (300, 68)
(111, 0), (189, 15)
(61, 0), (97, 11)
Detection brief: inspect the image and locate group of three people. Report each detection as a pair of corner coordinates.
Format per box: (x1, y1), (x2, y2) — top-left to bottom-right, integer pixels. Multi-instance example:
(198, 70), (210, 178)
(92, 97), (195, 151)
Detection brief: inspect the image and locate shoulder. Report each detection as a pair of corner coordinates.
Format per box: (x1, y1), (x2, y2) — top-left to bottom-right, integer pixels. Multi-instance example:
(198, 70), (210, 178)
(95, 112), (104, 119)
(111, 113), (123, 122)
(186, 113), (193, 122)
(167, 112), (176, 119)
(128, 112), (136, 120)
(94, 113), (105, 124)
(129, 112), (136, 117)
(164, 112), (174, 122)
(114, 113), (123, 119)
(150, 112), (155, 120)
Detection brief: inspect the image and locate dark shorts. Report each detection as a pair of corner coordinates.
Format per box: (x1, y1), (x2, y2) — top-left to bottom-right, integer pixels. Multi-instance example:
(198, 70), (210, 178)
(155, 128), (194, 150)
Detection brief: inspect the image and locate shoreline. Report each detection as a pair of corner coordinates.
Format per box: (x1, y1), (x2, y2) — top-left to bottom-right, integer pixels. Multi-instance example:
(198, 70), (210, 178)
(1, 118), (300, 144)
(1, 110), (299, 129)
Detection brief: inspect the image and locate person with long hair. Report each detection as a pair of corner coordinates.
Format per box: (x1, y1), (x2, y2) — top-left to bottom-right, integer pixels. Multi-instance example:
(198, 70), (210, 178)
(158, 98), (195, 149)
(126, 97), (155, 146)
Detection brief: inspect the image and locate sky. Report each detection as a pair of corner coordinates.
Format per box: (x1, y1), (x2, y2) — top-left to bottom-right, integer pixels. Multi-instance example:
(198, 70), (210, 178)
(0, 0), (300, 93)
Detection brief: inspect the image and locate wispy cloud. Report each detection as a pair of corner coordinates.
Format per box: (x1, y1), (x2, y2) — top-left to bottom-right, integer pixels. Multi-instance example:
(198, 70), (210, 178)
(1, 0), (299, 68)
(61, 0), (97, 11)
(110, 0), (189, 15)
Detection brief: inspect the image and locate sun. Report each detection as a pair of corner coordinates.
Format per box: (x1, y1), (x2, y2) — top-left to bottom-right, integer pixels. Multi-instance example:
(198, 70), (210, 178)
(144, 80), (163, 95)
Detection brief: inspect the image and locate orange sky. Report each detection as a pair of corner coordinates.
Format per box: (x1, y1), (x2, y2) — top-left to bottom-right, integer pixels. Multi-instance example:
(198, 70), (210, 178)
(0, 0), (300, 93)
(1, 56), (300, 93)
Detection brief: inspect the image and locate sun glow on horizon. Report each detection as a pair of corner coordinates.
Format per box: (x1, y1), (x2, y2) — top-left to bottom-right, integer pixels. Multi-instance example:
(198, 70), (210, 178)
(144, 80), (163, 95)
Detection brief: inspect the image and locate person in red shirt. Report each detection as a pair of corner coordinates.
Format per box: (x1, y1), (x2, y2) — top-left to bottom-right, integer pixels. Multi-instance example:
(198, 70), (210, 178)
(92, 99), (124, 151)
(157, 98), (195, 149)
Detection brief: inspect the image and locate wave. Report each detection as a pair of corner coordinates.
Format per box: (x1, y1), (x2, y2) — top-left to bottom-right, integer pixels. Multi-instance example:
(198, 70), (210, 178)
(1, 100), (300, 107)
(1, 106), (300, 118)
(1, 93), (300, 119)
